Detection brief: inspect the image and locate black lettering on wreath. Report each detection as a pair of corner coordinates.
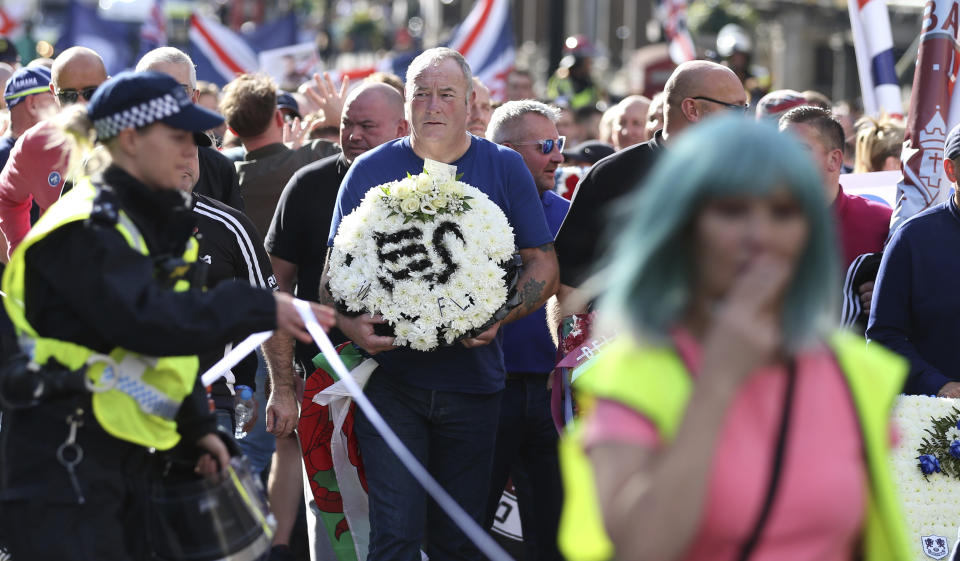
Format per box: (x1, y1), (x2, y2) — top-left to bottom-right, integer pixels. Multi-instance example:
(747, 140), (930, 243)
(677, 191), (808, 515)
(374, 227), (430, 290)
(428, 221), (465, 285)
(373, 221), (466, 290)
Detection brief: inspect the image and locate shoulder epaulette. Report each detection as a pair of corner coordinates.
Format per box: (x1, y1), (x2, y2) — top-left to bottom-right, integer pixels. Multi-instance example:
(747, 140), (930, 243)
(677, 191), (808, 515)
(88, 185), (120, 227)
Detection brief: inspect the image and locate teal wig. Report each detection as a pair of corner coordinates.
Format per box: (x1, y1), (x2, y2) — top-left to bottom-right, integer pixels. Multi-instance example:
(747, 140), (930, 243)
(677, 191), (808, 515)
(595, 115), (839, 350)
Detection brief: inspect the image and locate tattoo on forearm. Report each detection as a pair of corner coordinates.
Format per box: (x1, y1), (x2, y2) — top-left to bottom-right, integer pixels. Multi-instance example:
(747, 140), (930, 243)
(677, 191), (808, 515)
(536, 242), (555, 254)
(319, 281), (335, 306)
(521, 278), (547, 312)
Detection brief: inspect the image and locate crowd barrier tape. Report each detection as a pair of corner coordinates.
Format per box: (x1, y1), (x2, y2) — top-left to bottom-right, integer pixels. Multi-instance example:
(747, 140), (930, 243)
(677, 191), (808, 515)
(198, 299), (514, 561)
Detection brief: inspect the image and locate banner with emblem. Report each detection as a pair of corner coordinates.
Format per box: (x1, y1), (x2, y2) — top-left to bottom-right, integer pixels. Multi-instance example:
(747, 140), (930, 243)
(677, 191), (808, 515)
(891, 0), (960, 231)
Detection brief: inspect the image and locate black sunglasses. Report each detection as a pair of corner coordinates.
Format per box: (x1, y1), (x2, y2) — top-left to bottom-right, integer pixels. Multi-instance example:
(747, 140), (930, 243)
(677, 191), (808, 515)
(512, 136), (566, 154)
(55, 86), (98, 104)
(692, 95), (749, 113)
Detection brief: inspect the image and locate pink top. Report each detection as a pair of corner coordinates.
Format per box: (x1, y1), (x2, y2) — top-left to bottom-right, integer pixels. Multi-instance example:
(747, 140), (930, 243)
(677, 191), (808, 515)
(584, 331), (867, 561)
(0, 120), (69, 256)
(832, 185), (891, 271)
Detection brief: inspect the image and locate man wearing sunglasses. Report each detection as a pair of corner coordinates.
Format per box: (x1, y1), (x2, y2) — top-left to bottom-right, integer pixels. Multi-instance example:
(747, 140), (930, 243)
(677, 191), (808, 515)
(0, 47), (108, 255)
(551, 60), (746, 329)
(484, 99), (570, 561)
(49, 46), (108, 109)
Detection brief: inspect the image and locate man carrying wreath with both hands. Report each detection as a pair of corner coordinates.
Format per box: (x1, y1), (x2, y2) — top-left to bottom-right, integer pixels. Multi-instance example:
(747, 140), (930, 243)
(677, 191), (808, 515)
(318, 47), (559, 561)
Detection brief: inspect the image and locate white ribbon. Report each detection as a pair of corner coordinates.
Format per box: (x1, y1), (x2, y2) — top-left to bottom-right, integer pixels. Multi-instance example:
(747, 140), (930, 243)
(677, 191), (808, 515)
(291, 299), (513, 561)
(199, 330), (272, 388)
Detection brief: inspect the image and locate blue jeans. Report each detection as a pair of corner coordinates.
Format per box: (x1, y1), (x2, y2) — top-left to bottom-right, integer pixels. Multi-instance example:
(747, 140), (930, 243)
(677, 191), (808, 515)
(484, 376), (564, 561)
(354, 372), (502, 561)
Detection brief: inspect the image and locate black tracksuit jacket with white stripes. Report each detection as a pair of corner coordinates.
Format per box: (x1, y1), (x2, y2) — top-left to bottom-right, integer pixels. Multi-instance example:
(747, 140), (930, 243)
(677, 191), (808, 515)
(192, 194), (277, 407)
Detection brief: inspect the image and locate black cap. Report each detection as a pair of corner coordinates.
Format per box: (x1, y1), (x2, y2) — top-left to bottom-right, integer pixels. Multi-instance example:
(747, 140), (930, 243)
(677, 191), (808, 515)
(0, 37), (19, 65)
(88, 71), (224, 143)
(946, 123), (960, 161)
(562, 140), (614, 164)
(277, 91), (301, 119)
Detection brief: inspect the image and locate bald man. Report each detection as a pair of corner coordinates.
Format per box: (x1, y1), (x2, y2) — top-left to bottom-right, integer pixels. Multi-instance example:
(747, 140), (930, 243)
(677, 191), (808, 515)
(263, 82), (406, 560)
(0, 47), (108, 255)
(50, 46), (108, 108)
(551, 61), (747, 317)
(268, 82), (408, 346)
(611, 94), (651, 151)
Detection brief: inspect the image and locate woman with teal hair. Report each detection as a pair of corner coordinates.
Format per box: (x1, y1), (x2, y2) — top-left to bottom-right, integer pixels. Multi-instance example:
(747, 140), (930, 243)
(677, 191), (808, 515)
(559, 116), (911, 561)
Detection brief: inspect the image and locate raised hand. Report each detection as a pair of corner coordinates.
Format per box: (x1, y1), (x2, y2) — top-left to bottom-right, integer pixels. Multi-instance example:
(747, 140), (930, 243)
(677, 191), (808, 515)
(304, 72), (350, 126)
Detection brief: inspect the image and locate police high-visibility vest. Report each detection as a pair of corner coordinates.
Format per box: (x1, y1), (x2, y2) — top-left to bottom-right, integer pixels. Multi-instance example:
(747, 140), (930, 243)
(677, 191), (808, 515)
(546, 76), (600, 110)
(3, 178), (201, 450)
(558, 331), (912, 561)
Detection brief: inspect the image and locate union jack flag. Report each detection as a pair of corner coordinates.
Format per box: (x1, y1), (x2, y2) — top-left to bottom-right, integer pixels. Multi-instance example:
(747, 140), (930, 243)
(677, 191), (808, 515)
(446, 0), (515, 101)
(139, 0), (167, 54)
(657, 0), (696, 64)
(848, 0), (902, 119)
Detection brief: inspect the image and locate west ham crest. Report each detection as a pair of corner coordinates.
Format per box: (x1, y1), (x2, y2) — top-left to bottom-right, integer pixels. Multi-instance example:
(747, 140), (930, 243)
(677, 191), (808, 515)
(922, 534), (950, 559)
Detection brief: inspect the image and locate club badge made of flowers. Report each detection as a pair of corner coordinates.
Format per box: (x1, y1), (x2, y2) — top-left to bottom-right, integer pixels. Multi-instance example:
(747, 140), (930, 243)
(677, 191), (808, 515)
(327, 166), (521, 351)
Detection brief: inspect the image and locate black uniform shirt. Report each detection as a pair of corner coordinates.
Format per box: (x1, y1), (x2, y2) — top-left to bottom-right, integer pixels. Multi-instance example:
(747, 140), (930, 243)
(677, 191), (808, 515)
(22, 166), (276, 442)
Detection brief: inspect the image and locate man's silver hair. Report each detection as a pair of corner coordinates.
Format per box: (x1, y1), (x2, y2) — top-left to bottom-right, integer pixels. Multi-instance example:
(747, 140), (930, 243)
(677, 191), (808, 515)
(486, 100), (560, 143)
(136, 47), (197, 90)
(405, 47), (473, 102)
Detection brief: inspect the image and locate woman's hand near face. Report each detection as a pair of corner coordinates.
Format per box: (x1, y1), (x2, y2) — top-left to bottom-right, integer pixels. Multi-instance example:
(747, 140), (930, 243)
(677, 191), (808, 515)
(701, 253), (794, 390)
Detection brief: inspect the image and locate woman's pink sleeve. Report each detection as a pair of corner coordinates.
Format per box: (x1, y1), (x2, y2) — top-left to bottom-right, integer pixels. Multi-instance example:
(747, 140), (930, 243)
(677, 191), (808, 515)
(583, 398), (662, 449)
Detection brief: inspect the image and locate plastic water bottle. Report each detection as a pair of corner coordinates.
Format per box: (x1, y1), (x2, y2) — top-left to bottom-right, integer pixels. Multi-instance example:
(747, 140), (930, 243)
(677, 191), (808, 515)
(233, 385), (254, 440)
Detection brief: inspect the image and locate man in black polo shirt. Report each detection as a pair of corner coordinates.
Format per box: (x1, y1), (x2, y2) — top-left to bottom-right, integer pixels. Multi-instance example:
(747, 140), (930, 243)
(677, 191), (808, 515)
(266, 81), (408, 373)
(262, 81), (406, 561)
(552, 60), (747, 319)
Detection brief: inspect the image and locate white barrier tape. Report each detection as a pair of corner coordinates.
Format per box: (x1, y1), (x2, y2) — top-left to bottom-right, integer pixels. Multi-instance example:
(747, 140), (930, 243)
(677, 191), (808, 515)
(292, 299), (513, 561)
(199, 330), (272, 387)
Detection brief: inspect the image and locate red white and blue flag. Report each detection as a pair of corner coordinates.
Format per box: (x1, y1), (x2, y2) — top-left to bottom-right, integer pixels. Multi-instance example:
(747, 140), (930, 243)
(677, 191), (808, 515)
(57, 1), (138, 75)
(446, 0), (515, 101)
(188, 13), (258, 86)
(139, 0), (167, 55)
(188, 12), (297, 86)
(657, 0), (696, 64)
(0, 5), (26, 37)
(890, 1), (960, 230)
(848, 0), (903, 118)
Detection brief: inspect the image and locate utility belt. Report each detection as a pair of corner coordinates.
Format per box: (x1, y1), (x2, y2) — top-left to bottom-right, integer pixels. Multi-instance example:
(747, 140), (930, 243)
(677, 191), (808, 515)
(0, 351), (89, 410)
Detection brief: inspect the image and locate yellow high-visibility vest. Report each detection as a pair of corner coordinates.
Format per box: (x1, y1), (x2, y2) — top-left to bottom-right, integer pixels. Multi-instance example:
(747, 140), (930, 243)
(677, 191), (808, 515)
(3, 178), (200, 450)
(558, 331), (912, 561)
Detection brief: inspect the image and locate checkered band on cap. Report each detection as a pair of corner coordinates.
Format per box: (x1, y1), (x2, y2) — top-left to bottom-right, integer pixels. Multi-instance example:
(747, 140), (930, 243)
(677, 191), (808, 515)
(93, 93), (186, 140)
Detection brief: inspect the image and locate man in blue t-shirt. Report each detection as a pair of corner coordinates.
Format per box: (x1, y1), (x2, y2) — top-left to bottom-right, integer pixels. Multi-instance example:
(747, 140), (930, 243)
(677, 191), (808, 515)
(483, 100), (569, 561)
(321, 48), (558, 561)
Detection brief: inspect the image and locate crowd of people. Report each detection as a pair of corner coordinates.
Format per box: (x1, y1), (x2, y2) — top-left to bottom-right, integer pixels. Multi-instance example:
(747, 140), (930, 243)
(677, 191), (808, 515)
(0, 26), (939, 561)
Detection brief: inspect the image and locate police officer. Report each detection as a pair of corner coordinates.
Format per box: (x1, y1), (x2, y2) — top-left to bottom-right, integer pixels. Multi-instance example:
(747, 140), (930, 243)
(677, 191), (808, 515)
(0, 71), (334, 560)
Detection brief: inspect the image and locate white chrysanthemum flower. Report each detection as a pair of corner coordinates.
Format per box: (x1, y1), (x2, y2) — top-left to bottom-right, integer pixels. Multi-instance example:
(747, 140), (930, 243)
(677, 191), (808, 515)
(891, 394), (960, 560)
(329, 171), (515, 350)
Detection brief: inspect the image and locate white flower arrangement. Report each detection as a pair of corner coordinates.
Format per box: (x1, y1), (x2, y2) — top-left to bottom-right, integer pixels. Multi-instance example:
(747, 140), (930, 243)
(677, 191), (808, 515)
(891, 394), (960, 560)
(328, 170), (516, 351)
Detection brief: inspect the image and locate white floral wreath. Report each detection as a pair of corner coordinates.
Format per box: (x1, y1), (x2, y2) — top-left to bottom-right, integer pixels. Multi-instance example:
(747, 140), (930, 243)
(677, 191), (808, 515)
(328, 170), (516, 351)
